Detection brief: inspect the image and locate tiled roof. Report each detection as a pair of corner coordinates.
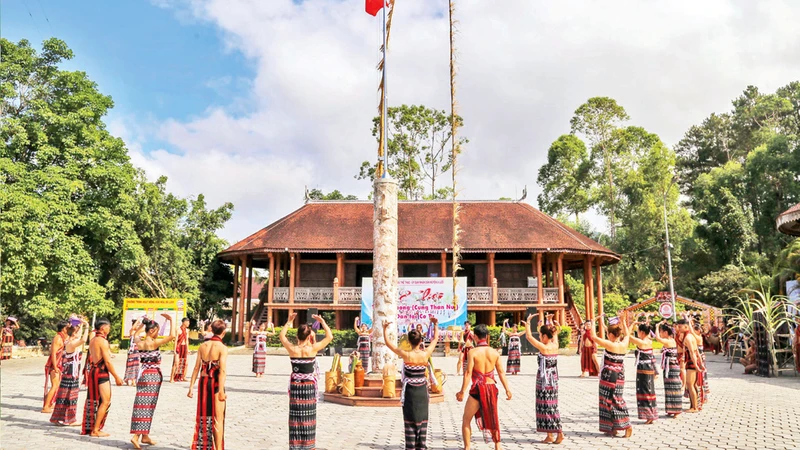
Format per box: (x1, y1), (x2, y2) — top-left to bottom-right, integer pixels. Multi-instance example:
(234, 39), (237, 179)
(777, 202), (800, 236)
(220, 201), (619, 264)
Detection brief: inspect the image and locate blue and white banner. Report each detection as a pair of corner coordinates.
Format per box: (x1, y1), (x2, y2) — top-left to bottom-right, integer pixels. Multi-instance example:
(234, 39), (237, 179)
(360, 277), (468, 334)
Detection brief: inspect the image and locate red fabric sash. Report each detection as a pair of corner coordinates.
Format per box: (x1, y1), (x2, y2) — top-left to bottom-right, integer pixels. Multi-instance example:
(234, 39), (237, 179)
(192, 355), (224, 449)
(470, 370), (500, 444)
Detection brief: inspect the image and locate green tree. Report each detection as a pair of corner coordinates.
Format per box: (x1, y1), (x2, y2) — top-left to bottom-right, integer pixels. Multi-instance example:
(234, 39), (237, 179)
(696, 264), (749, 308)
(537, 135), (591, 221)
(357, 105), (465, 200)
(307, 188), (358, 201)
(569, 97), (630, 239)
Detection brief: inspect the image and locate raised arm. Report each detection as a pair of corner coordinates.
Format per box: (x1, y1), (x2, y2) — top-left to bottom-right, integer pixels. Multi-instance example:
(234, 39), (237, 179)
(279, 313), (297, 351)
(588, 316), (615, 349)
(153, 314), (177, 347)
(311, 315), (333, 353)
(250, 320), (257, 334)
(424, 318), (441, 359)
(523, 315), (547, 352)
(382, 321), (406, 358)
(354, 316), (360, 333)
(653, 323), (669, 345)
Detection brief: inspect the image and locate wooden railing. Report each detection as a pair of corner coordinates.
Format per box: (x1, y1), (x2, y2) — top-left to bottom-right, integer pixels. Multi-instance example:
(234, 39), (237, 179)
(273, 287), (289, 302)
(269, 285), (560, 305)
(337, 287), (363, 304)
(467, 287), (492, 304)
(543, 288), (559, 304)
(294, 287), (334, 303)
(497, 288), (538, 303)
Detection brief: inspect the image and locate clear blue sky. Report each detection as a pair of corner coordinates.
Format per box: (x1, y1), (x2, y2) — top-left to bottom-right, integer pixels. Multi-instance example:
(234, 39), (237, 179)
(2, 0), (252, 135)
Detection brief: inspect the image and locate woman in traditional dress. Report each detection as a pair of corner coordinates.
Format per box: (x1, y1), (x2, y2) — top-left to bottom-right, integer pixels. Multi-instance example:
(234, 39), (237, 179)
(130, 314), (176, 449)
(502, 322), (523, 375)
(578, 321), (600, 377)
(50, 318), (89, 426)
(588, 315), (633, 438)
(188, 319), (228, 450)
(250, 321), (274, 378)
(280, 313), (333, 450)
(524, 315), (564, 444)
(383, 317), (441, 450)
(171, 317), (190, 382)
(354, 316), (372, 373)
(2, 317), (19, 361)
(655, 322), (682, 417)
(626, 321), (657, 424)
(124, 319), (144, 386)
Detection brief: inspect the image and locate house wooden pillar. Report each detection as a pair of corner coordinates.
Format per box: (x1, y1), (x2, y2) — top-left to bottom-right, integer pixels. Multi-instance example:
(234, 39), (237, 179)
(336, 253), (344, 286)
(557, 253), (565, 324)
(238, 257), (248, 342)
(295, 254), (301, 287)
(536, 253), (543, 305)
(231, 258), (240, 339)
(288, 253), (296, 325)
(487, 253), (496, 287)
(595, 258), (605, 338)
(246, 258), (253, 321)
(267, 253), (275, 325)
(583, 256), (593, 322)
(587, 256), (596, 334)
(440, 252), (447, 277)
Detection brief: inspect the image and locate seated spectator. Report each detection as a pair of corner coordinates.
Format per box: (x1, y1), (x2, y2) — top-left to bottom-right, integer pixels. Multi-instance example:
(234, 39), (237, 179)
(740, 339), (757, 374)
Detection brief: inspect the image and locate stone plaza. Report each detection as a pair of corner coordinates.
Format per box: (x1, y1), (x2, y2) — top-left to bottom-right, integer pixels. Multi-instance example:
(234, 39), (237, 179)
(1, 351), (799, 449)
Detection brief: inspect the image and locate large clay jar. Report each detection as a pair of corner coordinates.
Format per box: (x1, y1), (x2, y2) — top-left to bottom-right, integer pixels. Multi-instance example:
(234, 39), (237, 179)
(340, 373), (355, 397)
(354, 362), (365, 388)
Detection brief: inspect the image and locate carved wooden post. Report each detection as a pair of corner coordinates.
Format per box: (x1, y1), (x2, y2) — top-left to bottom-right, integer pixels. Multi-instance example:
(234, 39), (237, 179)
(492, 278), (498, 304)
(536, 253), (543, 305)
(595, 258), (605, 338)
(231, 258), (240, 339)
(372, 178), (399, 372)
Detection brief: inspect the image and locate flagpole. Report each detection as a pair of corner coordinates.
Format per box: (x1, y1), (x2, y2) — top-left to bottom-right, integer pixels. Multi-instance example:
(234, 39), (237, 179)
(381, 0), (388, 178)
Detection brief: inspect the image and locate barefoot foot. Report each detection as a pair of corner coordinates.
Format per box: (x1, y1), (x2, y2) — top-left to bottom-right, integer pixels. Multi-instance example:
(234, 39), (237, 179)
(131, 438), (142, 449)
(90, 431), (110, 438)
(554, 433), (565, 444)
(624, 428), (633, 438)
(141, 436), (156, 445)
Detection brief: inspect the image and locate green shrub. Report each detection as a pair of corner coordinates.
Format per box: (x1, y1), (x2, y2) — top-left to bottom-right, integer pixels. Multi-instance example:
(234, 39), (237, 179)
(558, 326), (572, 348)
(264, 328), (358, 348)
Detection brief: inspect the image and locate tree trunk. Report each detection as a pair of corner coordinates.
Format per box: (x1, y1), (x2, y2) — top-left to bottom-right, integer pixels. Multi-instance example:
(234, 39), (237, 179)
(372, 178), (399, 373)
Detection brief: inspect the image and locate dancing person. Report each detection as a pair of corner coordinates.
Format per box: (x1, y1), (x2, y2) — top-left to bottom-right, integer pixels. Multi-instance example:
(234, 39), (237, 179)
(415, 323), (427, 350)
(502, 322), (523, 375)
(688, 317), (710, 404)
(354, 317), (372, 373)
(188, 319), (228, 450)
(588, 315), (632, 438)
(50, 317), (89, 426)
(456, 324), (512, 450)
(171, 317), (190, 382)
(250, 321), (274, 378)
(457, 322), (474, 376)
(43, 320), (69, 412)
(578, 321), (600, 377)
(281, 313), (333, 450)
(82, 318), (124, 437)
(655, 322), (682, 417)
(383, 317), (441, 450)
(626, 321), (657, 424)
(2, 317), (19, 360)
(124, 319), (144, 386)
(677, 319), (704, 413)
(203, 322), (214, 341)
(130, 314), (176, 448)
(524, 315), (564, 444)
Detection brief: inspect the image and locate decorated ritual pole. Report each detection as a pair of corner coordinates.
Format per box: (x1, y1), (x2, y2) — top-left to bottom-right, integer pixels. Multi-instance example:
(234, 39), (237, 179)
(368, 0), (398, 373)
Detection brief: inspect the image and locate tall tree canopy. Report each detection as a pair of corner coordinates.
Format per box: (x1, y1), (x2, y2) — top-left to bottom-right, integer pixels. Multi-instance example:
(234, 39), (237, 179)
(357, 104), (466, 200)
(0, 38), (233, 340)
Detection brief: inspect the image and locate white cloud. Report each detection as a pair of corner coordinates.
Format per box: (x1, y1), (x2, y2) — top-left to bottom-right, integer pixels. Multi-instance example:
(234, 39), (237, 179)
(134, 0), (800, 243)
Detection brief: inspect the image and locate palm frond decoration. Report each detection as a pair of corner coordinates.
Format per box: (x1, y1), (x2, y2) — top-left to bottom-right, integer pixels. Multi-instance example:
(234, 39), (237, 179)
(376, 0), (396, 178)
(449, 0), (463, 309)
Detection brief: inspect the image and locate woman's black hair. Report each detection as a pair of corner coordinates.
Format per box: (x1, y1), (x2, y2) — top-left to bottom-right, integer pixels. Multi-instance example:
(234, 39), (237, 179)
(408, 330), (422, 346)
(638, 323), (651, 335)
(142, 317), (160, 334)
(56, 320), (69, 332)
(297, 323), (312, 341)
(660, 323), (674, 336)
(539, 324), (556, 339)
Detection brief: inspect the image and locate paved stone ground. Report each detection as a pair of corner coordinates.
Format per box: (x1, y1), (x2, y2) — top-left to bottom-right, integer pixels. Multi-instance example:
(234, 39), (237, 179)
(2, 351), (799, 449)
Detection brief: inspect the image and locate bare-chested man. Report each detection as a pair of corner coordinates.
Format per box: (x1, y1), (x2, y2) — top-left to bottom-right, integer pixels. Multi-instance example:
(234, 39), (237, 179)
(677, 319), (704, 413)
(456, 324), (512, 450)
(81, 318), (124, 437)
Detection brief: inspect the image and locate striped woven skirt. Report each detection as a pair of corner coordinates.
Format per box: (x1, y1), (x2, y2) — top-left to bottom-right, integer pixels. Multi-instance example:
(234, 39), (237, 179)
(289, 375), (317, 450)
(662, 348), (682, 415)
(192, 362), (224, 450)
(130, 367), (163, 434)
(253, 340), (267, 374)
(635, 350), (658, 420)
(402, 364), (429, 450)
(50, 356), (80, 425)
(357, 335), (371, 373)
(535, 354), (561, 433)
(699, 347), (710, 401)
(506, 337), (521, 375)
(124, 344), (140, 382)
(598, 352), (630, 433)
(1, 333), (12, 360)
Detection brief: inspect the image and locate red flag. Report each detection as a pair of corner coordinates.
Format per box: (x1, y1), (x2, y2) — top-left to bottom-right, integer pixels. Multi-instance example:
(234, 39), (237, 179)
(366, 0), (385, 16)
